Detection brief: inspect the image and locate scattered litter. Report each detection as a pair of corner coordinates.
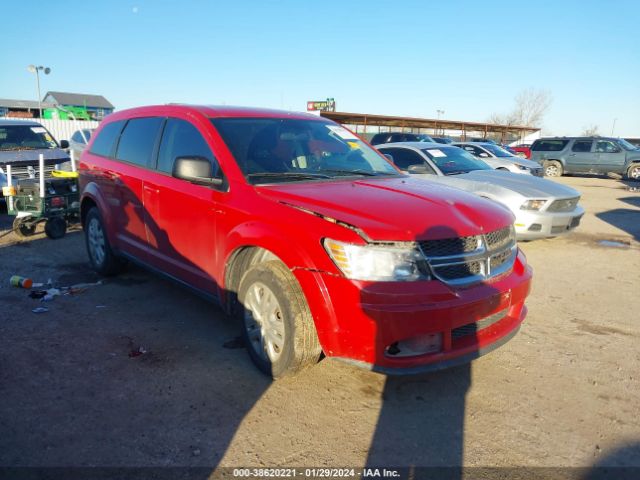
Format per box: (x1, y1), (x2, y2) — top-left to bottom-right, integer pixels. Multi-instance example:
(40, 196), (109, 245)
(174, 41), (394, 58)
(32, 307), (49, 314)
(192, 448), (201, 457)
(10, 275), (33, 289)
(29, 290), (48, 299)
(128, 346), (147, 358)
(598, 240), (630, 249)
(223, 336), (244, 349)
(32, 282), (44, 288)
(41, 288), (62, 302)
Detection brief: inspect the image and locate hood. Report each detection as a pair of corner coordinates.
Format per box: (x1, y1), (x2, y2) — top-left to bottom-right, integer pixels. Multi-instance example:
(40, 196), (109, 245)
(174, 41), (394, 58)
(452, 170), (581, 198)
(257, 177), (514, 242)
(0, 148), (70, 166)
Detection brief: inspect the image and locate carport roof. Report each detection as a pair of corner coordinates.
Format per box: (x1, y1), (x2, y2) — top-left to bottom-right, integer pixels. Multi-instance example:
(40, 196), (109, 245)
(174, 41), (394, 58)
(320, 111), (541, 135)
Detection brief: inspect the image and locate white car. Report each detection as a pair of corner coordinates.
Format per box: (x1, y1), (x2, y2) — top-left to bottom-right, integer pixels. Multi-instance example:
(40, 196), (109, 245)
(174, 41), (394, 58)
(453, 142), (544, 176)
(378, 142), (585, 240)
(68, 128), (94, 163)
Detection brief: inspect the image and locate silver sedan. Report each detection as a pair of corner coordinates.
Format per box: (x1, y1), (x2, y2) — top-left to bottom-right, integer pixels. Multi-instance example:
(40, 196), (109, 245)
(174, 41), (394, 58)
(453, 141), (544, 176)
(378, 142), (585, 240)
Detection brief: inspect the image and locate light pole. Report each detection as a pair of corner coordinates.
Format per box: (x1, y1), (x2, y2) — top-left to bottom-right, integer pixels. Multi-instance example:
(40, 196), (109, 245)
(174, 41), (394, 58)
(27, 65), (51, 118)
(436, 109), (445, 135)
(611, 118), (617, 137)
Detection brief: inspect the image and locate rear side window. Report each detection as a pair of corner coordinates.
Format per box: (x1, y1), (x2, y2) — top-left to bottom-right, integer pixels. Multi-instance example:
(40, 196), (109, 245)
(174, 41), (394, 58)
(115, 118), (164, 167)
(571, 140), (592, 152)
(531, 140), (569, 151)
(89, 121), (125, 157)
(157, 119), (218, 174)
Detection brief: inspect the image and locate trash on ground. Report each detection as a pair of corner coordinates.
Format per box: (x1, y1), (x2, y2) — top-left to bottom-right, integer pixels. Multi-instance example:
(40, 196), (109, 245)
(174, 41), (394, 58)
(128, 346), (147, 358)
(41, 288), (61, 302)
(598, 240), (630, 248)
(28, 290), (48, 299)
(10, 275), (33, 289)
(32, 282), (44, 288)
(32, 307), (49, 314)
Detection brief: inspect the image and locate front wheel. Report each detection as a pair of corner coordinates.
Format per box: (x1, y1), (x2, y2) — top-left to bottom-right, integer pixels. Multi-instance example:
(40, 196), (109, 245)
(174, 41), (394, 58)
(544, 160), (563, 177)
(238, 261), (322, 378)
(627, 164), (640, 181)
(13, 217), (36, 238)
(84, 207), (126, 275)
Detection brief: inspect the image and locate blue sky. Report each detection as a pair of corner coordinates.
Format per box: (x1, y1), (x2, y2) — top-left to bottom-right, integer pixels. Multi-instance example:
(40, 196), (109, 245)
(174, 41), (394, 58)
(1, 0), (639, 136)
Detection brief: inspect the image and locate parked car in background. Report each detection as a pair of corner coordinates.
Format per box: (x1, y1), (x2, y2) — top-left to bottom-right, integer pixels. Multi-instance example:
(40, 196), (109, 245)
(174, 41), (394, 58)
(378, 143), (584, 240)
(530, 137), (640, 179)
(454, 142), (544, 176)
(470, 138), (497, 144)
(511, 144), (532, 159)
(0, 119), (70, 192)
(432, 137), (454, 144)
(80, 104), (532, 378)
(69, 128), (94, 163)
(370, 132), (434, 145)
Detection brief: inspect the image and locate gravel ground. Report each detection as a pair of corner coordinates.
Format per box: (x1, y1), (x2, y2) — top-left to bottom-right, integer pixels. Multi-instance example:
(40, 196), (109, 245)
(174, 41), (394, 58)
(0, 175), (638, 477)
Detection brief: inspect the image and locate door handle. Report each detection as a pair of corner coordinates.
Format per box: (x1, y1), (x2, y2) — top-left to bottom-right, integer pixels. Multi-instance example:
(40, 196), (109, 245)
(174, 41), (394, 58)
(143, 185), (159, 194)
(569, 153), (576, 157)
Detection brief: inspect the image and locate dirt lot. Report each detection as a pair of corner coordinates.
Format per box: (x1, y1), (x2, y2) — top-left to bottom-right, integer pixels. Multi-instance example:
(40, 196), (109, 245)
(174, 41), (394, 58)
(0, 176), (638, 476)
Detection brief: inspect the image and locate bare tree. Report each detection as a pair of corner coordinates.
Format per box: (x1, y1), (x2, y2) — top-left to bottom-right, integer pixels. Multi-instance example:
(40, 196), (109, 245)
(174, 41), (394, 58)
(488, 88), (553, 127)
(582, 124), (599, 136)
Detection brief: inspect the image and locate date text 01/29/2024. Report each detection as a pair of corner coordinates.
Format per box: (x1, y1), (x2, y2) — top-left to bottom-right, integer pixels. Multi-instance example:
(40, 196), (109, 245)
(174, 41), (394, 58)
(232, 468), (401, 478)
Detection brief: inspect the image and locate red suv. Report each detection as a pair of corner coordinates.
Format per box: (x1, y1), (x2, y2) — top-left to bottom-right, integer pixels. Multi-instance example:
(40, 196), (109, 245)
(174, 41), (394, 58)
(79, 105), (532, 377)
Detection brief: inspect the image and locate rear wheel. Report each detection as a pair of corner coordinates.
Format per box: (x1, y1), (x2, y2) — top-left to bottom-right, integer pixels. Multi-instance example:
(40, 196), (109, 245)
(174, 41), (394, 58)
(627, 164), (640, 181)
(238, 260), (321, 378)
(84, 207), (125, 275)
(544, 160), (563, 177)
(44, 217), (67, 239)
(13, 217), (36, 238)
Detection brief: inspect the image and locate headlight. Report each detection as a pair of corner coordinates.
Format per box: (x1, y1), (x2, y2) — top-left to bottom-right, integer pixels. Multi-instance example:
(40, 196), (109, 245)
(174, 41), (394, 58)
(517, 164), (529, 170)
(520, 199), (547, 210)
(323, 238), (430, 281)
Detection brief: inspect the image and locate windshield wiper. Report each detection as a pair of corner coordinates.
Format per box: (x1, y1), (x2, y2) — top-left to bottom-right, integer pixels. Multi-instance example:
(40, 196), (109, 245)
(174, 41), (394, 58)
(247, 172), (332, 181)
(321, 169), (385, 177)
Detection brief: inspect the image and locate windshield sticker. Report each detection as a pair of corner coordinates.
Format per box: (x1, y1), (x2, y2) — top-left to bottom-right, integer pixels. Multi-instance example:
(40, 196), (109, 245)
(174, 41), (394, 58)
(31, 127), (47, 134)
(429, 149), (446, 157)
(327, 125), (358, 140)
(347, 141), (360, 149)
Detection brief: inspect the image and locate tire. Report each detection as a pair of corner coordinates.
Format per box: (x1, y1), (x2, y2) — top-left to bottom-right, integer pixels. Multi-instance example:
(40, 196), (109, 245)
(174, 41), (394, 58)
(627, 164), (640, 181)
(237, 260), (322, 378)
(44, 217), (67, 239)
(544, 160), (563, 177)
(84, 207), (125, 276)
(13, 217), (36, 238)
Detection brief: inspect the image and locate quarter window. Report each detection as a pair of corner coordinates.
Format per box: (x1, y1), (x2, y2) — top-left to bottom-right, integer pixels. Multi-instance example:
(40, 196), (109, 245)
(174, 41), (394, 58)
(89, 120), (125, 158)
(115, 118), (164, 167)
(157, 119), (219, 175)
(571, 141), (592, 153)
(531, 140), (569, 151)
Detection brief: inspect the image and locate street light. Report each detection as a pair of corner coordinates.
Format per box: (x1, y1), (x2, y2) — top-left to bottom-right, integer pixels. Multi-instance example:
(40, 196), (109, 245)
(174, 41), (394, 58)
(611, 118), (617, 137)
(436, 109), (445, 135)
(27, 65), (51, 118)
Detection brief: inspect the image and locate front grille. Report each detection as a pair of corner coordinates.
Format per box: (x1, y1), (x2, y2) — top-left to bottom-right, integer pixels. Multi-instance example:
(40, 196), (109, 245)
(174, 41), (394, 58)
(4, 164), (56, 180)
(420, 226), (517, 286)
(452, 308), (509, 339)
(485, 226), (514, 250)
(548, 197), (579, 212)
(551, 225), (567, 234)
(532, 168), (544, 177)
(420, 235), (480, 257)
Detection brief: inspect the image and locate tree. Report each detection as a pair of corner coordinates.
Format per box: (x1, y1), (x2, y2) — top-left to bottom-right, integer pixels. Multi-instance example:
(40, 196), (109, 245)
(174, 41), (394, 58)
(582, 124), (599, 136)
(488, 88), (553, 127)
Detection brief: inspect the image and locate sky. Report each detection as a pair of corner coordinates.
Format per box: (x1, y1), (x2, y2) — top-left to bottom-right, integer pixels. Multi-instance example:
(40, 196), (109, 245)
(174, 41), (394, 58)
(1, 0), (639, 136)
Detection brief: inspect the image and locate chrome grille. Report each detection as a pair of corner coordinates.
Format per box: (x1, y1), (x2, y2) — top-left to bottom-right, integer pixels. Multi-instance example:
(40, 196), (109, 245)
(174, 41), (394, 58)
(419, 235), (480, 257)
(4, 164), (56, 180)
(548, 197), (579, 212)
(420, 226), (517, 286)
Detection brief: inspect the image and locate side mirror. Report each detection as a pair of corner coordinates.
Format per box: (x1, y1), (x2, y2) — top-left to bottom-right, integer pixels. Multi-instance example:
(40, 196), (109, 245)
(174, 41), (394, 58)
(383, 153), (394, 163)
(59, 140), (69, 149)
(172, 156), (223, 187)
(479, 152), (490, 158)
(407, 164), (430, 174)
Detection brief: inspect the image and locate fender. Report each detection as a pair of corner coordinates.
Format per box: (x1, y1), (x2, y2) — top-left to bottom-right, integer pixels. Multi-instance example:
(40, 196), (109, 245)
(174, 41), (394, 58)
(81, 181), (119, 249)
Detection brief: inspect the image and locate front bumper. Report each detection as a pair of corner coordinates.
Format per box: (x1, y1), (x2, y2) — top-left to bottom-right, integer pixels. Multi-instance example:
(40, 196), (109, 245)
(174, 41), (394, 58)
(515, 206), (585, 240)
(294, 250), (532, 373)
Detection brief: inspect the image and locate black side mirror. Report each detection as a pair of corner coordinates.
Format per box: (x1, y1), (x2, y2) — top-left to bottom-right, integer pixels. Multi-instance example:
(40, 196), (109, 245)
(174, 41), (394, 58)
(172, 156), (223, 187)
(383, 153), (394, 163)
(407, 164), (430, 174)
(59, 140), (69, 149)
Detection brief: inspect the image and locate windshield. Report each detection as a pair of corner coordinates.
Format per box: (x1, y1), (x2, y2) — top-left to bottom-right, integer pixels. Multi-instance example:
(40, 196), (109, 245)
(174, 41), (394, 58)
(422, 147), (493, 175)
(482, 144), (513, 157)
(211, 118), (399, 184)
(0, 125), (58, 151)
(617, 138), (639, 151)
